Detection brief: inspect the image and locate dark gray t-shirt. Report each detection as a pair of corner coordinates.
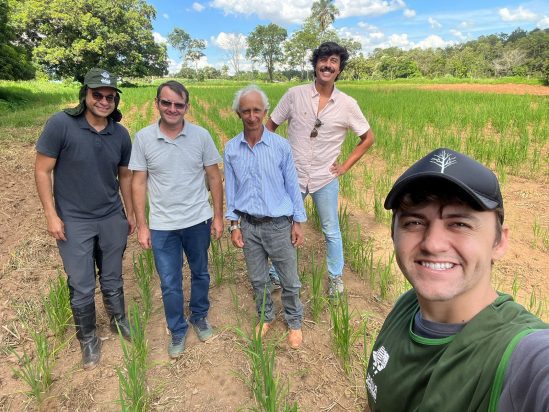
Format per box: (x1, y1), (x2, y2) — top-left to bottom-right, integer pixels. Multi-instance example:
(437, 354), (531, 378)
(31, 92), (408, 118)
(36, 112), (131, 221)
(414, 311), (549, 411)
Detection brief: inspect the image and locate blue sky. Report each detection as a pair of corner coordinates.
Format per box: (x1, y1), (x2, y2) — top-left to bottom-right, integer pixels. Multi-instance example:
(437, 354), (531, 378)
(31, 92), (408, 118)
(147, 0), (549, 74)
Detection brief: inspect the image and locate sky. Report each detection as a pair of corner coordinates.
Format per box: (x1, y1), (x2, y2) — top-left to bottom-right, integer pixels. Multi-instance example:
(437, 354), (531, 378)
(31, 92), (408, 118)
(147, 0), (549, 74)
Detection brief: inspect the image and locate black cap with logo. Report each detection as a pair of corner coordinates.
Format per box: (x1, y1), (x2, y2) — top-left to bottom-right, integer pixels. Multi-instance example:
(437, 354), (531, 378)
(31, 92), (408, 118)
(384, 148), (504, 218)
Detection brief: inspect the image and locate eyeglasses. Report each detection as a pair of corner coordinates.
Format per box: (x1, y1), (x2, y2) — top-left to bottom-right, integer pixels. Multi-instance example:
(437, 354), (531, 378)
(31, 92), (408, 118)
(158, 98), (187, 110)
(310, 118), (323, 138)
(91, 91), (116, 103)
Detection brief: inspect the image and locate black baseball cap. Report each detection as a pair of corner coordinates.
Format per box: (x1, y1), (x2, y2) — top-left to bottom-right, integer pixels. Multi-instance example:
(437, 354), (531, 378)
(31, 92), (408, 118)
(384, 148), (504, 218)
(83, 68), (122, 92)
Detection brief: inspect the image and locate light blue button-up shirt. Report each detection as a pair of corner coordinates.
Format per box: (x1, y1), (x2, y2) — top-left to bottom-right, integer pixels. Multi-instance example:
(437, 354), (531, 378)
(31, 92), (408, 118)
(224, 127), (306, 223)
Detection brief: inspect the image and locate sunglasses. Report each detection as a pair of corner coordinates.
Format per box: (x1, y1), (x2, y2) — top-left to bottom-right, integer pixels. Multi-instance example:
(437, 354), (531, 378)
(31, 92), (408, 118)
(158, 98), (187, 110)
(310, 118), (323, 138)
(91, 91), (116, 103)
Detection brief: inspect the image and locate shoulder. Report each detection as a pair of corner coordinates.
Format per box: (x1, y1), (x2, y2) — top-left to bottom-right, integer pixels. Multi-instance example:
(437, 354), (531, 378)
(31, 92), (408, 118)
(134, 123), (158, 141)
(184, 121), (211, 138)
(111, 121), (130, 138)
(265, 129), (290, 148)
(334, 87), (359, 105)
(500, 329), (549, 411)
(47, 111), (76, 126)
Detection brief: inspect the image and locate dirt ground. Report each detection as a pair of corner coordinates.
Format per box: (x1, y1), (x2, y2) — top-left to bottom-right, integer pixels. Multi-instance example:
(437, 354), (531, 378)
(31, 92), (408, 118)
(0, 83), (548, 411)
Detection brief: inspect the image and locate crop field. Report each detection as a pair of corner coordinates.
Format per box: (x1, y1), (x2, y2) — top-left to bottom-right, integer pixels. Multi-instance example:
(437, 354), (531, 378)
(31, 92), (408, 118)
(0, 79), (548, 411)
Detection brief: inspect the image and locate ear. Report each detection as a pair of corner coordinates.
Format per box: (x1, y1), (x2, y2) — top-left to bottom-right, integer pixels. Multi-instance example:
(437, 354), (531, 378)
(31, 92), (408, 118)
(492, 225), (509, 262)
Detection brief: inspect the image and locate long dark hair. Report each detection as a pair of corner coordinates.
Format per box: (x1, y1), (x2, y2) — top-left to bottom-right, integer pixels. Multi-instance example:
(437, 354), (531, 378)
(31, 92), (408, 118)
(63, 85), (122, 122)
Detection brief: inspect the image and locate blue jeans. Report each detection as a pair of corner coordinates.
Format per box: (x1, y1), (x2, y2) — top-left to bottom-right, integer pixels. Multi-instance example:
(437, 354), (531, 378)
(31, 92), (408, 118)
(307, 178), (343, 279)
(151, 220), (211, 340)
(241, 217), (303, 329)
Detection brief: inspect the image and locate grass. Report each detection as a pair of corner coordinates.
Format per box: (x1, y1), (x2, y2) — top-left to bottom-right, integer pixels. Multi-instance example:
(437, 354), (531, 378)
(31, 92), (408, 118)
(307, 253), (325, 323)
(235, 289), (295, 412)
(132, 250), (154, 323)
(11, 330), (62, 402)
(116, 302), (150, 411)
(328, 292), (362, 375)
(43, 271), (72, 341)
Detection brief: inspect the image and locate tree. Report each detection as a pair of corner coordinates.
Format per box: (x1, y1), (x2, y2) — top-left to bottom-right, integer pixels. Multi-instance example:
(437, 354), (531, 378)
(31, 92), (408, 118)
(217, 33), (247, 75)
(168, 28), (192, 61)
(310, 0), (339, 36)
(186, 38), (206, 73)
(0, 0), (34, 79)
(246, 23), (287, 82)
(11, 0), (167, 79)
(284, 29), (317, 79)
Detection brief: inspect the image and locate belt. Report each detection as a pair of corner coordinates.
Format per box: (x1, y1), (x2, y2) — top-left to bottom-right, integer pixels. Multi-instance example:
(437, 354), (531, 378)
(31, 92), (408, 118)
(237, 212), (274, 225)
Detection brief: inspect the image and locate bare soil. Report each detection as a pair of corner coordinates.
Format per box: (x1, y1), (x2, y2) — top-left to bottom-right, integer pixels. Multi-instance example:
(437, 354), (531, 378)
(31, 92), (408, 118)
(0, 82), (548, 411)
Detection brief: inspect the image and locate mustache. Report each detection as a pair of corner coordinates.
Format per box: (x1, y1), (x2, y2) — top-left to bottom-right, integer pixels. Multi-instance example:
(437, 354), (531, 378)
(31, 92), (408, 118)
(319, 66), (336, 73)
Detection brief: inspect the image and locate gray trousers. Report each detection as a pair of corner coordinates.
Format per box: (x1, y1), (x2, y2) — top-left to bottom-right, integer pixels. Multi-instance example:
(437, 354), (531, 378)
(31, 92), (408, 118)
(241, 217), (303, 329)
(57, 212), (128, 308)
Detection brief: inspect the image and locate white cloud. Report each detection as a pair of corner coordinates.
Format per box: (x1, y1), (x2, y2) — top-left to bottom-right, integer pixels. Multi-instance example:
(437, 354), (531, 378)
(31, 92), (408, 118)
(499, 6), (537, 22)
(153, 32), (168, 44)
(538, 15), (549, 28)
(212, 32), (247, 49)
(428, 17), (442, 29)
(338, 0), (406, 18)
(192, 2), (205, 12)
(458, 20), (473, 29)
(416, 35), (454, 49)
(168, 58), (182, 75)
(162, 13), (169, 19)
(210, 0), (310, 24)
(210, 0), (408, 24)
(450, 29), (466, 40)
(403, 8), (416, 18)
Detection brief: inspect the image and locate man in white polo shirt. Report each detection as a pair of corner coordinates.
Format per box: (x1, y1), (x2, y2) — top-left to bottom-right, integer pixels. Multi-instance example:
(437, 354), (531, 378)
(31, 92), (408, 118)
(266, 41), (375, 297)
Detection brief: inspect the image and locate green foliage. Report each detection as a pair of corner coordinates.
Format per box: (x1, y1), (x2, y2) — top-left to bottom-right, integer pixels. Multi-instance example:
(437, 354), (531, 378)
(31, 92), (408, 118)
(246, 23), (287, 82)
(43, 271), (72, 341)
(11, 0), (168, 79)
(345, 28), (549, 82)
(0, 1), (34, 80)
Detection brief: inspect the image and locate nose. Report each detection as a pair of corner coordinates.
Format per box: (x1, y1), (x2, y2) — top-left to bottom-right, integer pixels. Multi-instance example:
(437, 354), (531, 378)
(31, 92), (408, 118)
(420, 221), (450, 254)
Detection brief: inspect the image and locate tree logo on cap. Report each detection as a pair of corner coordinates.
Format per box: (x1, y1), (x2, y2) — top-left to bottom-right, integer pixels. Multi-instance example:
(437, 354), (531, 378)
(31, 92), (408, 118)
(430, 150), (457, 173)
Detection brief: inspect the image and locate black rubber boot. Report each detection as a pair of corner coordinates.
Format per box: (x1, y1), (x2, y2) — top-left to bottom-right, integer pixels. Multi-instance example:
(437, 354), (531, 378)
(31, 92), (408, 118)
(102, 288), (131, 341)
(72, 302), (101, 370)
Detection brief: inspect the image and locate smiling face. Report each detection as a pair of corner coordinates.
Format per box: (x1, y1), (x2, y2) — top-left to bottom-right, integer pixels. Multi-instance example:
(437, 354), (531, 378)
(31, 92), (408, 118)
(85, 86), (116, 119)
(156, 85), (188, 129)
(237, 91), (267, 135)
(393, 199), (508, 318)
(314, 54), (342, 85)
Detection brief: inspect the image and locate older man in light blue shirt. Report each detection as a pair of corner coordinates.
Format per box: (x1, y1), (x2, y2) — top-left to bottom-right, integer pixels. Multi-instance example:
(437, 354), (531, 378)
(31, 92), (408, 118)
(224, 85), (306, 349)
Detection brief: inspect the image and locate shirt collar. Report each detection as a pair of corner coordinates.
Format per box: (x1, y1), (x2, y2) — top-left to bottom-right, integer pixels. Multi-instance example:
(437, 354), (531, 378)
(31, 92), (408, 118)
(77, 114), (113, 134)
(155, 119), (186, 141)
(310, 81), (339, 102)
(238, 126), (271, 147)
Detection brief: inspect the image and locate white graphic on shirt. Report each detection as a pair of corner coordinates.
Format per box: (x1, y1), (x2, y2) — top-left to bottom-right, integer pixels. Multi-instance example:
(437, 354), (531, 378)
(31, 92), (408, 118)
(372, 345), (389, 375)
(366, 373), (377, 401)
(429, 150), (457, 173)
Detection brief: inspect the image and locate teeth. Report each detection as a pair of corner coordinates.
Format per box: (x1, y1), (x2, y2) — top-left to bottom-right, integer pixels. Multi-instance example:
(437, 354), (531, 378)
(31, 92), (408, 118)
(421, 262), (454, 270)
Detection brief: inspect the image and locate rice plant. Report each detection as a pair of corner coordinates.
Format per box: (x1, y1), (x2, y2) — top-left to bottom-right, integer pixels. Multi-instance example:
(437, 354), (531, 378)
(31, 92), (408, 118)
(304, 197), (321, 231)
(132, 250), (154, 322)
(210, 238), (226, 286)
(116, 302), (149, 411)
(12, 330), (62, 402)
(43, 270), (72, 341)
(377, 252), (396, 300)
(235, 289), (293, 412)
(308, 253), (325, 323)
(328, 292), (362, 375)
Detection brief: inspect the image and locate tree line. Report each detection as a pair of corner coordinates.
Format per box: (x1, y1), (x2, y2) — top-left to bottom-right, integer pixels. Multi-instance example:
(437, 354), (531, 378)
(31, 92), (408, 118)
(1, 0), (547, 84)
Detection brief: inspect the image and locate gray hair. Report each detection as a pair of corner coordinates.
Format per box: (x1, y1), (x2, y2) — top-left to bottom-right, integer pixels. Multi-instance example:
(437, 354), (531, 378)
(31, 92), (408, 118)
(232, 84), (270, 112)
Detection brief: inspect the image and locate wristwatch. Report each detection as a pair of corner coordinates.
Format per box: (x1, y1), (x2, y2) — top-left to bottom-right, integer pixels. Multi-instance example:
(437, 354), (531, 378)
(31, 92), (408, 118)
(228, 223), (241, 234)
